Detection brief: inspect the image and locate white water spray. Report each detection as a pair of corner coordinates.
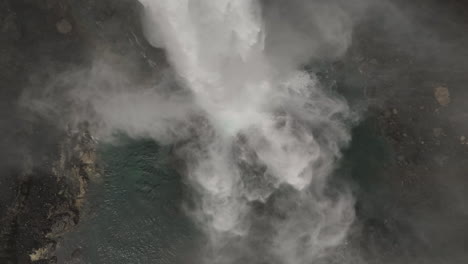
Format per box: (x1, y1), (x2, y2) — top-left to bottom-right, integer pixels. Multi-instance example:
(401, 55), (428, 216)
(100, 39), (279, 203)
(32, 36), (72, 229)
(138, 0), (355, 263)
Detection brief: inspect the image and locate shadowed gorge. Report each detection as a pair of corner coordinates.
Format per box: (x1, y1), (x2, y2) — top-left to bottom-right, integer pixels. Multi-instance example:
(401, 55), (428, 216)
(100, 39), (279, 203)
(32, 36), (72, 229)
(2, 0), (468, 264)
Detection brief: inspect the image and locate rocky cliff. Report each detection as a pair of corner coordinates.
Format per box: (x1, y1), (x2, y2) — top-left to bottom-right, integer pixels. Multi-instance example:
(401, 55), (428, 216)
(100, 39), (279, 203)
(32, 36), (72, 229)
(2, 0), (468, 263)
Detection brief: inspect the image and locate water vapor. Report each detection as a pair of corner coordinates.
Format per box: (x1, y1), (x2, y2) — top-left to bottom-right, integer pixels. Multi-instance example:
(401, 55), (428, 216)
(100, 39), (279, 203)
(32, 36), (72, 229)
(24, 0), (364, 263)
(136, 0), (359, 263)
(15, 0), (468, 263)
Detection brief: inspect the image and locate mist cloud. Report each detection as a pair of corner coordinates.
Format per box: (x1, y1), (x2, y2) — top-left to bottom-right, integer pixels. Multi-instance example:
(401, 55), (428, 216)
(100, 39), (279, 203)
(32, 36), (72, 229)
(22, 0), (368, 263)
(135, 0), (361, 263)
(16, 0), (468, 263)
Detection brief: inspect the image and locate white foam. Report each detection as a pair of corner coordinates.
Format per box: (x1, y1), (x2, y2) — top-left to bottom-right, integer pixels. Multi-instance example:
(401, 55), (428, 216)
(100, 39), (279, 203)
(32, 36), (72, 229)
(138, 0), (355, 262)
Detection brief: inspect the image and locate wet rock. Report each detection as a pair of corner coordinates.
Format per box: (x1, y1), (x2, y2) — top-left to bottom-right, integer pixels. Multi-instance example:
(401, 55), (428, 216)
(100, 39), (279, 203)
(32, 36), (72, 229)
(29, 243), (56, 262)
(56, 19), (72, 34)
(434, 86), (451, 106)
(365, 85), (377, 98)
(80, 151), (96, 165)
(0, 0), (153, 263)
(1, 14), (21, 40)
(48, 214), (76, 237)
(433, 128), (443, 137)
(384, 110), (392, 118)
(397, 155), (405, 162)
(0, 125), (97, 264)
(434, 155), (449, 166)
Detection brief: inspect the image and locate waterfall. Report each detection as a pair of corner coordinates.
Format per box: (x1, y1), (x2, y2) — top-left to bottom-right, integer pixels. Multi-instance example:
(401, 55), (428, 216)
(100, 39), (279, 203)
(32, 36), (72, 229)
(138, 1), (355, 263)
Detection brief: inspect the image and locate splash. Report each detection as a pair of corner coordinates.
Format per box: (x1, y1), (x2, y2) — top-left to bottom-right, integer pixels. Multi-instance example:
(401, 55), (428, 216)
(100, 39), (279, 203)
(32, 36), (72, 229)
(138, 0), (355, 263)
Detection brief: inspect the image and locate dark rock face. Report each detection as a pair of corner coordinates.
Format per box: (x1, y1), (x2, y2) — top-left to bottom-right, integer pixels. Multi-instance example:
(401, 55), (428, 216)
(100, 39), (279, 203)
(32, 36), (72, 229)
(0, 126), (97, 264)
(2, 0), (468, 263)
(336, 1), (468, 262)
(0, 1), (84, 263)
(0, 0), (159, 263)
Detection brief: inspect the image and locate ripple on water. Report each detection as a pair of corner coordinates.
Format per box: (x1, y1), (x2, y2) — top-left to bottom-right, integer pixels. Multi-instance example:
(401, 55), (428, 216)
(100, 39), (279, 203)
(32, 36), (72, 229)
(55, 137), (199, 264)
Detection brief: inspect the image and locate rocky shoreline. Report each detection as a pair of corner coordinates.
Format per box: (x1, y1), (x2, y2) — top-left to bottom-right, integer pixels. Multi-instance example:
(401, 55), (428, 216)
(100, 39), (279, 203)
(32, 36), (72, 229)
(2, 0), (468, 263)
(0, 0), (155, 262)
(0, 125), (98, 264)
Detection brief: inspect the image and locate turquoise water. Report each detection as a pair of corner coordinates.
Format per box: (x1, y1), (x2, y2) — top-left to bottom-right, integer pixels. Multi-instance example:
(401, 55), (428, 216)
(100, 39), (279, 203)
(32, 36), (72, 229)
(57, 136), (198, 264)
(53, 121), (394, 264)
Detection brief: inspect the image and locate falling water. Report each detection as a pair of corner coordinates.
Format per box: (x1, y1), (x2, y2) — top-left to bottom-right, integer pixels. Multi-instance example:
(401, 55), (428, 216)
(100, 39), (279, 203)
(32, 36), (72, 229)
(137, 1), (355, 263)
